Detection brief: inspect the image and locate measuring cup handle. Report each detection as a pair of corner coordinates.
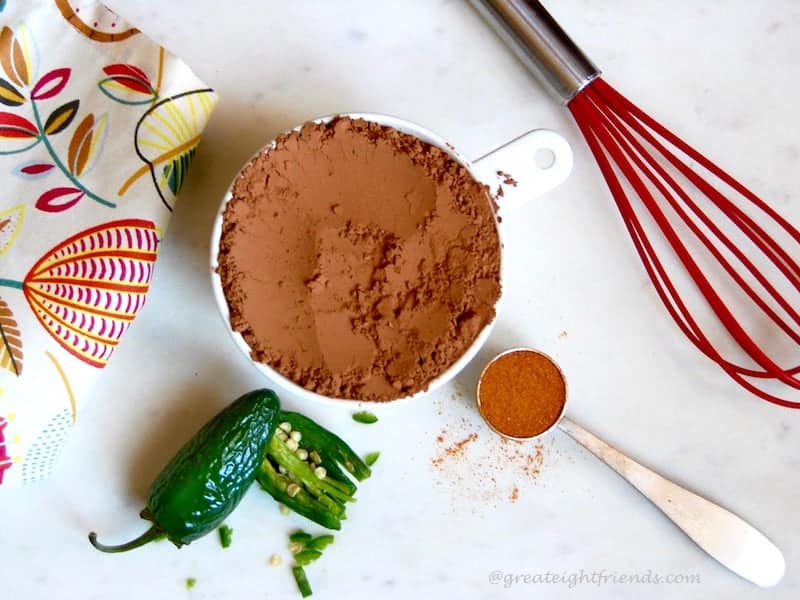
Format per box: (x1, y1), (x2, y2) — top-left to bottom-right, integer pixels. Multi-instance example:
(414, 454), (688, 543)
(472, 129), (573, 212)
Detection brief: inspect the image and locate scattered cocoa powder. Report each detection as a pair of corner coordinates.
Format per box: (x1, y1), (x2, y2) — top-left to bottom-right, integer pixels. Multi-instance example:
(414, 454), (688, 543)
(496, 170), (518, 186)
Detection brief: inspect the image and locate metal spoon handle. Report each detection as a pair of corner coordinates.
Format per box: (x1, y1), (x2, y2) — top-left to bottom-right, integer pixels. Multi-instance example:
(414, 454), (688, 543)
(557, 416), (785, 587)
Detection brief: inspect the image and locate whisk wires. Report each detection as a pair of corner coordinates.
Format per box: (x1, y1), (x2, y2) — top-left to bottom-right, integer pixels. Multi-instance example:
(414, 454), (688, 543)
(568, 77), (800, 407)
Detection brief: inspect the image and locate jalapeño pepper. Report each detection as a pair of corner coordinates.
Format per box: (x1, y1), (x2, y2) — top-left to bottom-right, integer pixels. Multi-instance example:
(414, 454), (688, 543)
(89, 389), (281, 552)
(257, 411), (371, 530)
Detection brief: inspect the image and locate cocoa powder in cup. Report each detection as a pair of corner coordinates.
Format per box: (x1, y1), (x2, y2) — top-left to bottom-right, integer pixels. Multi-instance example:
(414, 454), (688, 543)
(217, 117), (501, 401)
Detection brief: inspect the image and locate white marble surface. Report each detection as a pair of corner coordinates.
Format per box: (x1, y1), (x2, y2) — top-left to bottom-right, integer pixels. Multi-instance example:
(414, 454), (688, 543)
(3, 1), (799, 598)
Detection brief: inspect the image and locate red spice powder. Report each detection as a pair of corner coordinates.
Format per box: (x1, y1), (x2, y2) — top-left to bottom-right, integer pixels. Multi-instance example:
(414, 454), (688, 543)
(478, 350), (566, 439)
(432, 431), (478, 467)
(432, 426), (548, 504)
(500, 437), (545, 479)
(430, 378), (556, 507)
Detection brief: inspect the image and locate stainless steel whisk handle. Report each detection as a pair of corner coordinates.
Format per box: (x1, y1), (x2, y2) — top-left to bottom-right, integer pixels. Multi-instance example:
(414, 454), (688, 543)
(469, 0), (601, 104)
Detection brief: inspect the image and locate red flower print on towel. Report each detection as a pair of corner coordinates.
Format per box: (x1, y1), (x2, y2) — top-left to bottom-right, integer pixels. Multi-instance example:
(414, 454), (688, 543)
(0, 219), (159, 367)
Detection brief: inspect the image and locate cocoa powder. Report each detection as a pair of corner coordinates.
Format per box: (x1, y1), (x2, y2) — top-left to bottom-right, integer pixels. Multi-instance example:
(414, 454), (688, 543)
(217, 117), (501, 401)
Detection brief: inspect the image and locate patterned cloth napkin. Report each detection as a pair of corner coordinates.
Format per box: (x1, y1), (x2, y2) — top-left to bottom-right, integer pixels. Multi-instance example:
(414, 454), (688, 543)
(0, 1), (218, 487)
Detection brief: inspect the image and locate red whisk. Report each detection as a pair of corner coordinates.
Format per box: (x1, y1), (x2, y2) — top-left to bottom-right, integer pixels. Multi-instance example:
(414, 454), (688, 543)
(472, 0), (800, 407)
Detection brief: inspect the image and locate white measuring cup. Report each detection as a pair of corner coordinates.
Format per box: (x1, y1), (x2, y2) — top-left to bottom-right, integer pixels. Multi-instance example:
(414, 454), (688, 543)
(209, 113), (572, 405)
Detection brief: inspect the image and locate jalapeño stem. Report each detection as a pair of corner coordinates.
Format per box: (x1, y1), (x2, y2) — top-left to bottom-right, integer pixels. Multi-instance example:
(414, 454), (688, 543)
(88, 524), (164, 553)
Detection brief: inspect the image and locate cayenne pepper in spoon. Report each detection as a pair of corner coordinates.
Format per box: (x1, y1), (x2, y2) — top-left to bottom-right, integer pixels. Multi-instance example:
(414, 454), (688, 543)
(475, 347), (785, 587)
(477, 348), (567, 439)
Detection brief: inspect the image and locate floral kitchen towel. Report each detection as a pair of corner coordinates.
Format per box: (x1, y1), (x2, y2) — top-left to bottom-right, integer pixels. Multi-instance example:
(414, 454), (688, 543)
(0, 1), (218, 487)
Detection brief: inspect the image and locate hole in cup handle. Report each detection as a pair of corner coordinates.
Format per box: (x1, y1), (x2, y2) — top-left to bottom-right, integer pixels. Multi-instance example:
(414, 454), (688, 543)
(472, 129), (573, 213)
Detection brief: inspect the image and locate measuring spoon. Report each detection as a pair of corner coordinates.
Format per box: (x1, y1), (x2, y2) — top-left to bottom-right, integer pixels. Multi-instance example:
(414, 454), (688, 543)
(476, 348), (785, 588)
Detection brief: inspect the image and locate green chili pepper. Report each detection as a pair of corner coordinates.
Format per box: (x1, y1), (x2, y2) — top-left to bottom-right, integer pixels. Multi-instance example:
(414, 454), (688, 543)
(306, 534), (334, 553)
(88, 389), (281, 553)
(292, 566), (313, 598)
(352, 411), (378, 424)
(257, 446), (345, 530)
(217, 524), (233, 548)
(293, 549), (322, 566)
(282, 411), (371, 481)
(364, 452), (380, 467)
(288, 530), (312, 544)
(256, 411), (371, 530)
